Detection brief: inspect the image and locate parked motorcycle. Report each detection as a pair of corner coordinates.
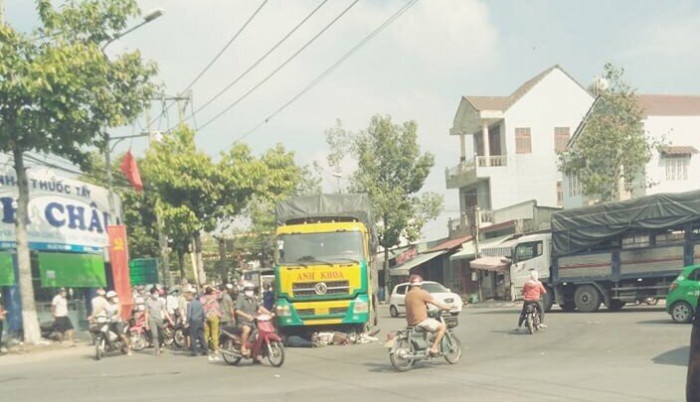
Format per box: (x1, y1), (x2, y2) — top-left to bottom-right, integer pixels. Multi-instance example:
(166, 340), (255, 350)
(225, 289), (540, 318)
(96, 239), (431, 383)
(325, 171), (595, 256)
(524, 302), (541, 335)
(128, 314), (148, 351)
(219, 314), (285, 367)
(91, 317), (129, 360)
(388, 310), (461, 372)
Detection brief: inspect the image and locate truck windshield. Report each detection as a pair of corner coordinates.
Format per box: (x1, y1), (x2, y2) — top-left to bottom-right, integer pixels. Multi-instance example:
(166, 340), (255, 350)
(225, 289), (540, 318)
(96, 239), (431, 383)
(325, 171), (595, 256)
(277, 231), (364, 264)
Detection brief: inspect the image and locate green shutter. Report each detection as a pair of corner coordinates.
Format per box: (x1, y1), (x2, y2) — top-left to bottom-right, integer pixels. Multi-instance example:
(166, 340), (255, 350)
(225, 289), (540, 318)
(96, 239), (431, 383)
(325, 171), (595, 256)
(38, 252), (106, 288)
(0, 252), (14, 286)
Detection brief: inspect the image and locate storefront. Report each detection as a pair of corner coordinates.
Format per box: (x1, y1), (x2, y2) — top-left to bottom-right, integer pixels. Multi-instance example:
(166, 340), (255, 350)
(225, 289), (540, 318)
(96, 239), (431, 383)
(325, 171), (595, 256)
(0, 168), (121, 336)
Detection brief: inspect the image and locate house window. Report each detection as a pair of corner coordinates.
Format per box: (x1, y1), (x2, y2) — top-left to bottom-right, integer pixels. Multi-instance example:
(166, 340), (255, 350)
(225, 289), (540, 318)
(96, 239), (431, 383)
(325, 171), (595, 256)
(557, 181), (563, 206)
(568, 175), (582, 197)
(665, 156), (689, 181)
(515, 128), (532, 154)
(554, 127), (570, 152)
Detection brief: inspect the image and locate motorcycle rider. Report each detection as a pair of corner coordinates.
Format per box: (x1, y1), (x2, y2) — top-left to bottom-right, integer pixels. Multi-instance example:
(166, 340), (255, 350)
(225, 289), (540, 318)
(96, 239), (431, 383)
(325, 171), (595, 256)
(105, 290), (131, 355)
(404, 275), (452, 356)
(517, 270), (548, 331)
(235, 282), (272, 359)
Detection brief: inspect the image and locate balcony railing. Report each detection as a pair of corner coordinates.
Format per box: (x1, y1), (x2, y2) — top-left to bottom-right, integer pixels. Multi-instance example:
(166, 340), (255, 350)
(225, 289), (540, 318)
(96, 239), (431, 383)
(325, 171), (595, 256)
(448, 210), (494, 237)
(476, 155), (507, 167)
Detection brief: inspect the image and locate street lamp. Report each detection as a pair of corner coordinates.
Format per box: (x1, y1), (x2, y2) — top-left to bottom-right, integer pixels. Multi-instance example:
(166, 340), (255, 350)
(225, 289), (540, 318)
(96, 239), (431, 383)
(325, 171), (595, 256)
(102, 9), (164, 222)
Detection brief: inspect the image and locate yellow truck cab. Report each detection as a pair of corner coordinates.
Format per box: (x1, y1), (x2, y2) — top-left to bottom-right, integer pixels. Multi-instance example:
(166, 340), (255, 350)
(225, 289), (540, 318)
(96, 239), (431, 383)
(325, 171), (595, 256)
(274, 194), (377, 335)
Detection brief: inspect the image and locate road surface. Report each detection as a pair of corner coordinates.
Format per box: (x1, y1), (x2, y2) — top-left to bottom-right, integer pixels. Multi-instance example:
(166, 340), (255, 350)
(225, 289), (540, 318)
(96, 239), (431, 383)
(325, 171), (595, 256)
(0, 304), (689, 401)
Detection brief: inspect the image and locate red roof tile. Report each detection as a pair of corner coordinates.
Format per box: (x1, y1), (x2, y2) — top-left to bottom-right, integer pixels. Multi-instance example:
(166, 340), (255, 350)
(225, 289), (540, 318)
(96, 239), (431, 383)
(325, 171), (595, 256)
(426, 235), (472, 253)
(659, 146), (699, 155)
(638, 95), (700, 116)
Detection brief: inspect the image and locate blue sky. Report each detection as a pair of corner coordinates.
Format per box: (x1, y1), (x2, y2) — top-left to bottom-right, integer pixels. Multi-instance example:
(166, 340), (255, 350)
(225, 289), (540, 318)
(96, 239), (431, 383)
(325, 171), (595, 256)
(5, 0), (700, 240)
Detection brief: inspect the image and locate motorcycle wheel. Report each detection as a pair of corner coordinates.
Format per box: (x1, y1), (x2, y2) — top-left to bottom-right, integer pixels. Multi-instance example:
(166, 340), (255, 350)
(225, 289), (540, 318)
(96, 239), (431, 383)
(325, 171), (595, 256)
(526, 314), (534, 335)
(389, 337), (415, 372)
(221, 339), (242, 366)
(162, 326), (174, 346)
(173, 328), (186, 349)
(95, 337), (105, 361)
(443, 333), (462, 364)
(130, 333), (147, 351)
(267, 341), (285, 367)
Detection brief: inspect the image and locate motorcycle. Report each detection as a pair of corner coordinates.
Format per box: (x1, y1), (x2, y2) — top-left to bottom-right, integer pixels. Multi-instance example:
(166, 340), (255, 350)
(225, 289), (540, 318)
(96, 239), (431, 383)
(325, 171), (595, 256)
(523, 302), (541, 335)
(128, 313), (149, 351)
(388, 310), (461, 372)
(91, 317), (129, 360)
(219, 314), (285, 367)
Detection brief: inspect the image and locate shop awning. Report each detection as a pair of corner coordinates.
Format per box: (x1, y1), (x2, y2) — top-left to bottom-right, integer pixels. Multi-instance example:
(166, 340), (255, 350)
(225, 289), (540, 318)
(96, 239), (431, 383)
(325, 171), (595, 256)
(450, 242), (476, 261)
(390, 250), (446, 276)
(450, 235), (513, 262)
(470, 256), (510, 272)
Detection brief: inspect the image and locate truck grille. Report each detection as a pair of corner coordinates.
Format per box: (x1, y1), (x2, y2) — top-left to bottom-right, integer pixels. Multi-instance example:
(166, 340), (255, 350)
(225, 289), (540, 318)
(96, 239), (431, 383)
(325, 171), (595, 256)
(296, 309), (314, 316)
(292, 280), (350, 297)
(329, 307), (348, 315)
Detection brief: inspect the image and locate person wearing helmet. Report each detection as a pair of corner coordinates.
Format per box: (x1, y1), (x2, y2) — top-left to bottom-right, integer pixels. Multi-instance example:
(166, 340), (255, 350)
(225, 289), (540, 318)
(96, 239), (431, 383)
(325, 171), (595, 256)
(404, 275), (452, 356)
(516, 270), (548, 332)
(235, 282), (271, 358)
(105, 290), (131, 355)
(90, 288), (108, 319)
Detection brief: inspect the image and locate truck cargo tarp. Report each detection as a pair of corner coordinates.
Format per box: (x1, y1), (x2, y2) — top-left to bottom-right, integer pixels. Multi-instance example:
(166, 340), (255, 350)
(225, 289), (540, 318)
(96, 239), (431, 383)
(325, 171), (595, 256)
(552, 190), (700, 256)
(276, 193), (373, 228)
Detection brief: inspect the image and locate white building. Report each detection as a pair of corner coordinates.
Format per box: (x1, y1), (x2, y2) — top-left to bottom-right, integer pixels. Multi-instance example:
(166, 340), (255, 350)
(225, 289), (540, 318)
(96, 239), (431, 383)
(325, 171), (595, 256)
(564, 94), (700, 208)
(446, 65), (594, 235)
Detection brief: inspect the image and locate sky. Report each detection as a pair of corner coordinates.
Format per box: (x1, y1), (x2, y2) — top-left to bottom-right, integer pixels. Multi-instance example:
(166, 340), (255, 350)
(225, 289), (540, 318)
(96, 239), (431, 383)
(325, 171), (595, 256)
(5, 0), (700, 241)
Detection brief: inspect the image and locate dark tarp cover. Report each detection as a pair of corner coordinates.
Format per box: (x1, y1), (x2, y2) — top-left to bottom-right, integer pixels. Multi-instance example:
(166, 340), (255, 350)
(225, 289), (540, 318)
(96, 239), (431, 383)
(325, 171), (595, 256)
(552, 189), (700, 256)
(275, 193), (377, 250)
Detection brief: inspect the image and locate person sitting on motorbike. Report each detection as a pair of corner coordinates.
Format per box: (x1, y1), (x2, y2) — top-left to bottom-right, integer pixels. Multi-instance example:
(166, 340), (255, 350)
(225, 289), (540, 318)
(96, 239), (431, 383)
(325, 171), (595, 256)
(404, 275), (453, 356)
(517, 270), (547, 331)
(105, 291), (131, 355)
(235, 282), (272, 359)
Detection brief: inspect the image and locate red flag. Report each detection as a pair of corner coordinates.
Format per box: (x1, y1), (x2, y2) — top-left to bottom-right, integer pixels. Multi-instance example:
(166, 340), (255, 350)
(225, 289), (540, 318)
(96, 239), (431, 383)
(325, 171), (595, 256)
(120, 150), (143, 192)
(107, 225), (133, 322)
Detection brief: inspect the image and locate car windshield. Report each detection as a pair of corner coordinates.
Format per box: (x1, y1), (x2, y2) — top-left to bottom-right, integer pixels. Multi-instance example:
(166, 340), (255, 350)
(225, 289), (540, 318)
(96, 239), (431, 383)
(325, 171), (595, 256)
(421, 283), (448, 293)
(277, 231), (364, 264)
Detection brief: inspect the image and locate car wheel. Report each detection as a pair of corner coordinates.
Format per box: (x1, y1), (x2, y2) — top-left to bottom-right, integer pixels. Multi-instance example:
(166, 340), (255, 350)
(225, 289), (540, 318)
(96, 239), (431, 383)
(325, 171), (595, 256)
(390, 305), (399, 318)
(671, 301), (693, 323)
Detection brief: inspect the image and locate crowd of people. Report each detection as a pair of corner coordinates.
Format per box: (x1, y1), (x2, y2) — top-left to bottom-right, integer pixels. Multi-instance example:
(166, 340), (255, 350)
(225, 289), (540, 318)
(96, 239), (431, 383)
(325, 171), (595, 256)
(77, 280), (276, 360)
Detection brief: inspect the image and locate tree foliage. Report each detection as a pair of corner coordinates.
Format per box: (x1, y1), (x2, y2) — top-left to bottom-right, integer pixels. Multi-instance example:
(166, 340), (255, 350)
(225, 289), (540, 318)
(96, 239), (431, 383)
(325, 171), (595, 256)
(559, 63), (655, 202)
(0, 0), (157, 343)
(326, 115), (443, 285)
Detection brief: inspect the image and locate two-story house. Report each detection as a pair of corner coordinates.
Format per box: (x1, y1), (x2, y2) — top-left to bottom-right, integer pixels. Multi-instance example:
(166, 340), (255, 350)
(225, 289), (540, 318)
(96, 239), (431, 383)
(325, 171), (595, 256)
(564, 94), (700, 208)
(446, 65), (594, 235)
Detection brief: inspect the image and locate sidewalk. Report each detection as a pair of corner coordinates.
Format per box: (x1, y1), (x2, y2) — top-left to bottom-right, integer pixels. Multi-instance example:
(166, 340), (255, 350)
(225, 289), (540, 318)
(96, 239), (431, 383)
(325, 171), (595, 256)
(0, 341), (92, 367)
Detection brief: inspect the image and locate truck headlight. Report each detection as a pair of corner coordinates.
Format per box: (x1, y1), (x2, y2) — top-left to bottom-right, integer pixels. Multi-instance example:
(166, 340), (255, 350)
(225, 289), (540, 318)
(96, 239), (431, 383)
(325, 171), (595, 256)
(276, 305), (291, 317)
(353, 300), (369, 314)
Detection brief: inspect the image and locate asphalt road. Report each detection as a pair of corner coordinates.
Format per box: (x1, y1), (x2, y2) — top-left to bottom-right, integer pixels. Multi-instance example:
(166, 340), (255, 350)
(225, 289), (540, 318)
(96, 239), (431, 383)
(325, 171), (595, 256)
(0, 304), (690, 402)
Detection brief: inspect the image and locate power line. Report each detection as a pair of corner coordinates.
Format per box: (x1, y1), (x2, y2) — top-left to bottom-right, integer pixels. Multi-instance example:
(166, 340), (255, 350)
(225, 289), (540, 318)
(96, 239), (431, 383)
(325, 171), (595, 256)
(147, 0), (269, 129)
(181, 0), (330, 126)
(231, 0), (419, 145)
(194, 0), (361, 133)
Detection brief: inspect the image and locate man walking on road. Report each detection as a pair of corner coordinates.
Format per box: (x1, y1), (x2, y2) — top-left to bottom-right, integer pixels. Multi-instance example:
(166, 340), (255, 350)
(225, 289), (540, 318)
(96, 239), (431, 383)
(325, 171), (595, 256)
(145, 287), (172, 355)
(185, 287), (207, 357)
(52, 288), (74, 345)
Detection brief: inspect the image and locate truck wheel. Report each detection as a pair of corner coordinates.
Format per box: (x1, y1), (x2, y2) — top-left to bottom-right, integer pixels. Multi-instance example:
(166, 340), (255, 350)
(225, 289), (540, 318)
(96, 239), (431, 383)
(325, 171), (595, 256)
(543, 287), (554, 312)
(560, 302), (576, 312)
(607, 300), (625, 311)
(574, 285), (601, 313)
(671, 301), (693, 323)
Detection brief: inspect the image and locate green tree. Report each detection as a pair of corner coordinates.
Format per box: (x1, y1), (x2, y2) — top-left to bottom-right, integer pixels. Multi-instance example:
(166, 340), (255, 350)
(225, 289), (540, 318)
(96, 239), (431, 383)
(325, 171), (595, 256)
(559, 63), (654, 202)
(326, 115), (443, 294)
(0, 0), (157, 343)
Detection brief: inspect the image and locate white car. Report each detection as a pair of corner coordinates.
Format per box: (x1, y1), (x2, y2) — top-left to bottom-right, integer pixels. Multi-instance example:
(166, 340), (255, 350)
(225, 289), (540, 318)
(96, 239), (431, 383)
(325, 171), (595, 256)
(389, 281), (463, 318)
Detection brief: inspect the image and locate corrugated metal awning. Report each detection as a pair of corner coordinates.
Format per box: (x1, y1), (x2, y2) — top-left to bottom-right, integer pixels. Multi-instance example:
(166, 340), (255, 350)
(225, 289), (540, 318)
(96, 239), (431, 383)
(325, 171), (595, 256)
(390, 250), (447, 277)
(470, 256), (510, 272)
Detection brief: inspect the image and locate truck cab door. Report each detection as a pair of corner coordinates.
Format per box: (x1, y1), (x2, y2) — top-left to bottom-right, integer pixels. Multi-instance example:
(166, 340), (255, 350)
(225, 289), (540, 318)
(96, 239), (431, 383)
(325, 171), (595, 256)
(511, 241), (547, 299)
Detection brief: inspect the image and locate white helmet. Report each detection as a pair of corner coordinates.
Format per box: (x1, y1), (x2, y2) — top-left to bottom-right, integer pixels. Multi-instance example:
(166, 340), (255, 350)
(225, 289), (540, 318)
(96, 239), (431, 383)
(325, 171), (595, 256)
(106, 290), (117, 299)
(529, 270), (539, 281)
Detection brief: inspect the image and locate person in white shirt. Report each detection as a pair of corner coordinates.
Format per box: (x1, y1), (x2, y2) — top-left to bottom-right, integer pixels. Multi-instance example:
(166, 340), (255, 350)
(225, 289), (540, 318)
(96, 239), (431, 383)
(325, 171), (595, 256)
(51, 288), (74, 344)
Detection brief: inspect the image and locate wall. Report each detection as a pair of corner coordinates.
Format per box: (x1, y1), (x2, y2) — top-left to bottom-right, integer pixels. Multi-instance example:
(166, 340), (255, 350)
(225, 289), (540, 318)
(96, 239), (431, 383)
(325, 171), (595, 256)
(644, 115), (700, 195)
(484, 68), (593, 211)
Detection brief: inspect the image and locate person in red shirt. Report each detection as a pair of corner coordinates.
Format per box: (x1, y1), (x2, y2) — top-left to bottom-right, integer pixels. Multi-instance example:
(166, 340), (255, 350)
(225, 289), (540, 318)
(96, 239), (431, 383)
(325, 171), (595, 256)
(517, 270), (547, 331)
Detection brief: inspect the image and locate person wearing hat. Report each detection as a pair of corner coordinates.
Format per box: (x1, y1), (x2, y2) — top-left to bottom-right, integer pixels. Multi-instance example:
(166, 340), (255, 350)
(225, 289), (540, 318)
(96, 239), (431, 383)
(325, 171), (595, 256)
(404, 275), (452, 356)
(184, 286), (207, 357)
(51, 288), (74, 345)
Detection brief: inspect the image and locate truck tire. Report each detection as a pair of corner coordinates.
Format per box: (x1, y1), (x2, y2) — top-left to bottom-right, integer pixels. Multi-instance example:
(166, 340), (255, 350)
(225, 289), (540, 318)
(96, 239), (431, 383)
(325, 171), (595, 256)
(560, 302), (576, 312)
(607, 300), (625, 311)
(574, 285), (601, 313)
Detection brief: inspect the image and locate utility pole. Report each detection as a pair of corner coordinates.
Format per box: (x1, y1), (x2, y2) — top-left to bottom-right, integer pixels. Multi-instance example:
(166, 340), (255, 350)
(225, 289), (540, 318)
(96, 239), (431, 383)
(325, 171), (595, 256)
(474, 206), (483, 303)
(0, 0), (5, 26)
